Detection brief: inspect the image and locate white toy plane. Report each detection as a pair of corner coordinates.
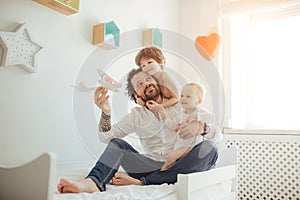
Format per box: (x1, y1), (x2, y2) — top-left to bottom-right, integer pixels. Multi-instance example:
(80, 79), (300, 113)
(72, 69), (122, 93)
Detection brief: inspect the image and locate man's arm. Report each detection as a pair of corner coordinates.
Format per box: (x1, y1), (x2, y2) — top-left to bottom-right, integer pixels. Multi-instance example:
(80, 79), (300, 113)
(99, 112), (111, 132)
(176, 121), (222, 143)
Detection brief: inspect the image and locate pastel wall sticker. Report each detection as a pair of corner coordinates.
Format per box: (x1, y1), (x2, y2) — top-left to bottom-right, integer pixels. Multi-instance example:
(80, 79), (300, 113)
(32, 0), (79, 16)
(93, 21), (120, 50)
(142, 28), (162, 48)
(0, 23), (42, 73)
(195, 32), (220, 60)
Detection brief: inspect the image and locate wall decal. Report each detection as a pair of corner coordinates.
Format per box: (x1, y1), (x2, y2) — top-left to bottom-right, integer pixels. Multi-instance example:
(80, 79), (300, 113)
(195, 32), (220, 61)
(92, 21), (120, 50)
(142, 28), (162, 48)
(0, 23), (42, 73)
(32, 0), (79, 16)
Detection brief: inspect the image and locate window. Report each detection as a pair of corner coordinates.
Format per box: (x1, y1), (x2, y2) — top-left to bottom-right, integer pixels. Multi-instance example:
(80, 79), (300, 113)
(222, 8), (300, 130)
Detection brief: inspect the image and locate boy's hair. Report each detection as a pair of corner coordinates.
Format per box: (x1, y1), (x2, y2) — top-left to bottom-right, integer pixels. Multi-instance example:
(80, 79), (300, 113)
(135, 46), (165, 66)
(126, 68), (143, 103)
(184, 83), (205, 104)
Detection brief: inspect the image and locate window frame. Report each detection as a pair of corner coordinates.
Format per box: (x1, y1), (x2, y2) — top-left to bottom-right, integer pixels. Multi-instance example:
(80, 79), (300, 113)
(220, 6), (300, 135)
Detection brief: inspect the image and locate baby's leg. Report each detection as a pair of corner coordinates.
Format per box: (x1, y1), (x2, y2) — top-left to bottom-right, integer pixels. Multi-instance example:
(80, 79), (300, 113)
(161, 148), (192, 171)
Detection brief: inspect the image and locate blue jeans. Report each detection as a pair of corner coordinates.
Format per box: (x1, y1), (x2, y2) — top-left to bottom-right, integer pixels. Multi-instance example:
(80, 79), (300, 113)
(86, 138), (218, 191)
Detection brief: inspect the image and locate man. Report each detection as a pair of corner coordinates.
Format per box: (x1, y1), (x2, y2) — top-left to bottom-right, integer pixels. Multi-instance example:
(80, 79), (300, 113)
(57, 68), (221, 193)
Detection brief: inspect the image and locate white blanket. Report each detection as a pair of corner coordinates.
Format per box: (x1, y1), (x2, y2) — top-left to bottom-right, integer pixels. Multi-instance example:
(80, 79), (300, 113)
(54, 184), (177, 200)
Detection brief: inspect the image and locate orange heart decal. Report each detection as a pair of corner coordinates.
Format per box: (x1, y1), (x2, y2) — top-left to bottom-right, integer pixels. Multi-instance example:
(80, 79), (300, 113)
(195, 33), (220, 60)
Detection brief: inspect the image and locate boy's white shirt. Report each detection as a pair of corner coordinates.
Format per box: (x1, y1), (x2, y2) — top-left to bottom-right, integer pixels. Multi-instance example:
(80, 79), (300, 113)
(98, 103), (222, 162)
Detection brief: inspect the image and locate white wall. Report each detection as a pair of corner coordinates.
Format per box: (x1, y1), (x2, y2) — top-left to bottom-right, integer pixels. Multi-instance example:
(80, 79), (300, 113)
(0, 0), (222, 168)
(179, 0), (219, 39)
(0, 0), (181, 166)
(178, 0), (220, 114)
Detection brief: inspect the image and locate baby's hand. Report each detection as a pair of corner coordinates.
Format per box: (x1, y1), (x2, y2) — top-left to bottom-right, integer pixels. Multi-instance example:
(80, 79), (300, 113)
(142, 63), (162, 75)
(136, 98), (145, 106)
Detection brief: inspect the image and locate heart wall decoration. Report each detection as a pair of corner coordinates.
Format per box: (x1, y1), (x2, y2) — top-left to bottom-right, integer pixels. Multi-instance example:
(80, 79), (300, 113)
(195, 32), (220, 61)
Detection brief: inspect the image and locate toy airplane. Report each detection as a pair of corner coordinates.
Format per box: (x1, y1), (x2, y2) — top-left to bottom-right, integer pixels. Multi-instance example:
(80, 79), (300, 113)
(97, 69), (122, 92)
(71, 82), (96, 93)
(72, 69), (122, 93)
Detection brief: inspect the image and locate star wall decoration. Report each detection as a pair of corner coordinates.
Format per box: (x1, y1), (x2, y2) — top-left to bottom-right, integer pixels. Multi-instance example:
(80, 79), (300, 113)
(0, 23), (42, 73)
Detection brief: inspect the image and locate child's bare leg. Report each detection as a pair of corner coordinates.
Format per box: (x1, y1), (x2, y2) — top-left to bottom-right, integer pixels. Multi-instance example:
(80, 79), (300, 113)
(57, 178), (99, 193)
(161, 148), (193, 171)
(161, 161), (176, 171)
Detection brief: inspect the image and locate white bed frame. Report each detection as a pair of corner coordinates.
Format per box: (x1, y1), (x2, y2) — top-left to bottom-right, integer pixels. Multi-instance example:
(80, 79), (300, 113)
(0, 147), (237, 200)
(0, 153), (57, 200)
(176, 146), (238, 200)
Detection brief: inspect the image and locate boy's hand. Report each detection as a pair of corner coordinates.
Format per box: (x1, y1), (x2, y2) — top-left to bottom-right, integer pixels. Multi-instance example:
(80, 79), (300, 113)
(146, 100), (163, 111)
(136, 98), (145, 106)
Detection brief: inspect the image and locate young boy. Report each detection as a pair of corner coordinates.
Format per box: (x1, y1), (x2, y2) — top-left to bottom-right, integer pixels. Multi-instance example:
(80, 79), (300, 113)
(135, 46), (179, 109)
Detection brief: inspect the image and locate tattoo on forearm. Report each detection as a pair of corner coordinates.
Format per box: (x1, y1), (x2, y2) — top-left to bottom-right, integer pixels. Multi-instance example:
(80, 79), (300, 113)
(99, 112), (111, 132)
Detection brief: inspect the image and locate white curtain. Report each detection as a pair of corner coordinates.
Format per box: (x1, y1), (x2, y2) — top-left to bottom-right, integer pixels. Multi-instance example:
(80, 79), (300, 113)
(221, 0), (300, 17)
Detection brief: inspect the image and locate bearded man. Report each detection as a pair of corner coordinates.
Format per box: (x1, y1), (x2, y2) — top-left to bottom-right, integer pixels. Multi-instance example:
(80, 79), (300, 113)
(57, 67), (222, 193)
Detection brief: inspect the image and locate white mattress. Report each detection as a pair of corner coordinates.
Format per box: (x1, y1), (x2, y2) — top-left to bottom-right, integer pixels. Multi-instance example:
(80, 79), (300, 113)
(54, 184), (177, 200)
(53, 169), (232, 200)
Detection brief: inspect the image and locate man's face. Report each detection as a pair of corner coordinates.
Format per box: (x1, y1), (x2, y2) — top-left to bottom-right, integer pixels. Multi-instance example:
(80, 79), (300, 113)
(131, 71), (160, 102)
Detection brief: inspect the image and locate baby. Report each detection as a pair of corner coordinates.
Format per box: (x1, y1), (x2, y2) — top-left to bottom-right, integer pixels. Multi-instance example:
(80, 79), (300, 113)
(160, 83), (212, 171)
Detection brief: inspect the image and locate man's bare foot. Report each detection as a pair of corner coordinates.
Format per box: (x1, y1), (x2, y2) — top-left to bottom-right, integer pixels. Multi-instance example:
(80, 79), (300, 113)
(57, 178), (100, 193)
(112, 173), (142, 186)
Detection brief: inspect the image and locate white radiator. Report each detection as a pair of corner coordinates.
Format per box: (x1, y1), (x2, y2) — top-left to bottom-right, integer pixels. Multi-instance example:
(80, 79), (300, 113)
(223, 134), (300, 200)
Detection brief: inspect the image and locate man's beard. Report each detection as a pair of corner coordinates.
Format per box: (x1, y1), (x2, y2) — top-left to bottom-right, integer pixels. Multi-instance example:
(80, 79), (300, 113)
(142, 84), (160, 102)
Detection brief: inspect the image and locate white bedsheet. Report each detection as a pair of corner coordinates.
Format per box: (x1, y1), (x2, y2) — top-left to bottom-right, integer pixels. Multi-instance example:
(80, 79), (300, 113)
(53, 169), (232, 200)
(54, 184), (177, 200)
(54, 169), (177, 200)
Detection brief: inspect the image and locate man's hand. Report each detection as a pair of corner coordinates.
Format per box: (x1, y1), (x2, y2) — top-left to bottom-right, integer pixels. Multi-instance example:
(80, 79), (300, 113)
(176, 120), (205, 139)
(94, 86), (111, 115)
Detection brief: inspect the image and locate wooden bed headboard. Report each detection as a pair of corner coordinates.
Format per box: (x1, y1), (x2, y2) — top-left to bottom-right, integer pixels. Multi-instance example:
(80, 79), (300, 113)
(0, 152), (56, 200)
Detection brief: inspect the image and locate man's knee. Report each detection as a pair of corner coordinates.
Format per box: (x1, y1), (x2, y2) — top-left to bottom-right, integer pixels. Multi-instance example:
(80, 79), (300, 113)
(108, 138), (135, 153)
(109, 138), (126, 147)
(196, 140), (218, 159)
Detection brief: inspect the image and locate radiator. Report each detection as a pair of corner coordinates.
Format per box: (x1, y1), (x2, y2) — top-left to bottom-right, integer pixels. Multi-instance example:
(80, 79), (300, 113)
(223, 134), (300, 200)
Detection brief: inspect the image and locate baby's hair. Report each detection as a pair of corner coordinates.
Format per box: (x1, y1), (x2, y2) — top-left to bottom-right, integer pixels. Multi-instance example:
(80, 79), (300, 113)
(183, 83), (205, 104)
(135, 46), (165, 67)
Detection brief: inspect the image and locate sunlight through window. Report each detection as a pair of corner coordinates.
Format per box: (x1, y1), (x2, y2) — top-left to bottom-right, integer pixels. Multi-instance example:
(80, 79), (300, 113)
(230, 15), (300, 130)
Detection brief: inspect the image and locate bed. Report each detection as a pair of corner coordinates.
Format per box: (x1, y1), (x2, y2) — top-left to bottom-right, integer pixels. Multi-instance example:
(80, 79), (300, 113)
(0, 146), (237, 200)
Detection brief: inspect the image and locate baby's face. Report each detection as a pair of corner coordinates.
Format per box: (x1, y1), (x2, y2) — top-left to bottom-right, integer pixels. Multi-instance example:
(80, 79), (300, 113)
(180, 86), (200, 110)
(139, 57), (161, 75)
